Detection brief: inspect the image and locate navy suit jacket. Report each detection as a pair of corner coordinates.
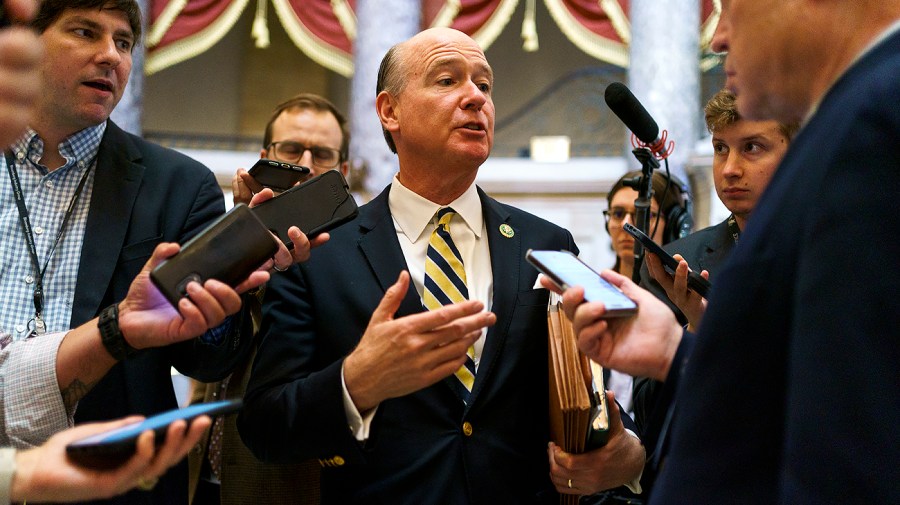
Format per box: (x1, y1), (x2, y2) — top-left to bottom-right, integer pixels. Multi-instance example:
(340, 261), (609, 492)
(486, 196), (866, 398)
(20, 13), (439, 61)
(69, 121), (250, 505)
(240, 186), (578, 504)
(650, 30), (900, 504)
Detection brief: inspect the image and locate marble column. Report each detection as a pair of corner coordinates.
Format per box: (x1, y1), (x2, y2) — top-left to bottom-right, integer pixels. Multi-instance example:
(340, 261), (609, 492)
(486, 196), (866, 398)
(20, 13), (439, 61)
(349, 0), (420, 196)
(627, 0), (700, 183)
(110, 0), (147, 135)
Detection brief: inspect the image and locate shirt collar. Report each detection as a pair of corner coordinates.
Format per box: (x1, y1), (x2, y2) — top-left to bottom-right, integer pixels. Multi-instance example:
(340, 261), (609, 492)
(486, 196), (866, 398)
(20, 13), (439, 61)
(10, 122), (107, 172)
(388, 174), (483, 244)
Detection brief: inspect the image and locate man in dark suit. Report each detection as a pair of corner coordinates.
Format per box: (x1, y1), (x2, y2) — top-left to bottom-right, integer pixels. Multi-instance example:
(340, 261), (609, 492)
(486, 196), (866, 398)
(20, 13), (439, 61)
(239, 27), (645, 504)
(549, 0), (900, 503)
(0, 2), (300, 503)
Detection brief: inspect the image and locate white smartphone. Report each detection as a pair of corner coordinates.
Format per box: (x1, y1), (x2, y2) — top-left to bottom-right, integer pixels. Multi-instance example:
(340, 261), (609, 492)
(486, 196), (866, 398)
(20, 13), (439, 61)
(526, 249), (638, 317)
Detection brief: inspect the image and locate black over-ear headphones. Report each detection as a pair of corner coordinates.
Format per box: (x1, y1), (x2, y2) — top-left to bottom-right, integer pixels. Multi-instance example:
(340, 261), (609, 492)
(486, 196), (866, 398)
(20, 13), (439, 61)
(659, 172), (693, 243)
(606, 171), (694, 244)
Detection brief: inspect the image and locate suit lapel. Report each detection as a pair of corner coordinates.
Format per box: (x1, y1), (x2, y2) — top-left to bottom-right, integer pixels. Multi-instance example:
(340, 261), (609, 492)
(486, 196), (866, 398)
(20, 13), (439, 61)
(464, 190), (517, 403)
(356, 187), (423, 316)
(70, 122), (145, 326)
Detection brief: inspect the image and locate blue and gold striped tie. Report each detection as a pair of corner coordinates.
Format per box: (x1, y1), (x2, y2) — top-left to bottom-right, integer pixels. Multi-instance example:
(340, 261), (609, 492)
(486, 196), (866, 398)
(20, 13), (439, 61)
(423, 208), (477, 399)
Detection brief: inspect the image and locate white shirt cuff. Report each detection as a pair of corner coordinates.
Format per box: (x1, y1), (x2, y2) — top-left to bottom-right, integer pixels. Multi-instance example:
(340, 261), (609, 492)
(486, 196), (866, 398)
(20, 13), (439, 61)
(340, 364), (377, 441)
(622, 428), (644, 494)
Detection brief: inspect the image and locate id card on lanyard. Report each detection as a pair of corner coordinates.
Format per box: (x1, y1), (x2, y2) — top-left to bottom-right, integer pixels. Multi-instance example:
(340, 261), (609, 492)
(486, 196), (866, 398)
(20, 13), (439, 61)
(4, 150), (92, 336)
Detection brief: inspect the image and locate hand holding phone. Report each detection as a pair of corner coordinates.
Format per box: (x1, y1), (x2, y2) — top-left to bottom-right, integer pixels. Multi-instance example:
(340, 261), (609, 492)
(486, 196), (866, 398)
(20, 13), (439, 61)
(247, 158), (311, 192)
(623, 223), (711, 298)
(150, 204), (279, 307)
(526, 249), (637, 316)
(66, 400), (242, 469)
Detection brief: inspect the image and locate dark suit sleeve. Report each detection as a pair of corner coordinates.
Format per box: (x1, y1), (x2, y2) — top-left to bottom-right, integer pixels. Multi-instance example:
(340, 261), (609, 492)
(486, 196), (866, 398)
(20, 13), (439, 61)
(238, 266), (366, 464)
(163, 169), (254, 381)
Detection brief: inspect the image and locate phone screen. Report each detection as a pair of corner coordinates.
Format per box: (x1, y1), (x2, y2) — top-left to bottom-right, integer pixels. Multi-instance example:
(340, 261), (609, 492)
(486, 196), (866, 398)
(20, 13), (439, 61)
(526, 249), (637, 316)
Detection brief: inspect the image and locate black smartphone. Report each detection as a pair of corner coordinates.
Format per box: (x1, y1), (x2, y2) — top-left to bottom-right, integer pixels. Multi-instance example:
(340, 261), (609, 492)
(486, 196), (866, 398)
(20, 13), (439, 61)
(623, 223), (712, 298)
(252, 169), (358, 248)
(66, 400), (242, 469)
(526, 249), (637, 317)
(150, 204), (279, 307)
(247, 158), (311, 192)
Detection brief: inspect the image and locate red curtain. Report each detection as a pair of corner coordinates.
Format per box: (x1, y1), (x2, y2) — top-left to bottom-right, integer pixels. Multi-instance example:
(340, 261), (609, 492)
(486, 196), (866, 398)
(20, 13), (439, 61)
(146, 0), (720, 76)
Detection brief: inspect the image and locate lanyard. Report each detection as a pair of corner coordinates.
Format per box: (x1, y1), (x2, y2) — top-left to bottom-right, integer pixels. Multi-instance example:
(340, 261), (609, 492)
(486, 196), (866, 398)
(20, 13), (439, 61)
(4, 150), (93, 335)
(726, 214), (741, 245)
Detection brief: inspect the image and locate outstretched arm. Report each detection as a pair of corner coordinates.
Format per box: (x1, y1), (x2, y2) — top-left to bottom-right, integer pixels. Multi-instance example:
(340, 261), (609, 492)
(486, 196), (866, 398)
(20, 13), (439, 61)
(55, 242), (269, 409)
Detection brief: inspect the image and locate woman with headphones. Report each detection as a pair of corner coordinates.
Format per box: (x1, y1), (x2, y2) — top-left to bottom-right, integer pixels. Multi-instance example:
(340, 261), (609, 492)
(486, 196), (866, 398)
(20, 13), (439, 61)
(602, 169), (690, 420)
(603, 170), (692, 282)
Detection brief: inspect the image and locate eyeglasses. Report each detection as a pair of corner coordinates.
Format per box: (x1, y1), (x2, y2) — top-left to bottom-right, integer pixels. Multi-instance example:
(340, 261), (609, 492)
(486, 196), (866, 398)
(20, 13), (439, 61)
(603, 207), (659, 224)
(267, 141), (342, 168)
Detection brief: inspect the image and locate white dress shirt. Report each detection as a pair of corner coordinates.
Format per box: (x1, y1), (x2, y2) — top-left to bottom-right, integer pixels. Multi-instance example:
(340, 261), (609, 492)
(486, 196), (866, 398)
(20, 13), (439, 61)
(343, 176), (493, 440)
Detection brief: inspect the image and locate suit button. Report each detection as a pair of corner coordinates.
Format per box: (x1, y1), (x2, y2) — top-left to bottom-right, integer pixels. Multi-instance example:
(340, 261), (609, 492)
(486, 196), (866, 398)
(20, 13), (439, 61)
(333, 455), (345, 466)
(462, 422), (473, 436)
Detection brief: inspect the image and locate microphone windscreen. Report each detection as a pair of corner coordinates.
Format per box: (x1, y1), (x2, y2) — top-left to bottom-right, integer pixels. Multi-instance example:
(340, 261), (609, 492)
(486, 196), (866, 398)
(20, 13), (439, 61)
(604, 82), (660, 143)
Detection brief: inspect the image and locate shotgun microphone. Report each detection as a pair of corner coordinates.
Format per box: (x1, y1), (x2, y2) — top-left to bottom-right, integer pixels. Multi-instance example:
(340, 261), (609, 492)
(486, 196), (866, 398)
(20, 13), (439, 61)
(604, 82), (674, 159)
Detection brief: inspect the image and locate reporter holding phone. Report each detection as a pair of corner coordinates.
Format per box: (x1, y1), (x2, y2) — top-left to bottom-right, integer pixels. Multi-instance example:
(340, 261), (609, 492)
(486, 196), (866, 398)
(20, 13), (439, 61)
(231, 93), (350, 206)
(640, 89), (798, 331)
(0, 242), (269, 443)
(188, 93), (350, 505)
(600, 170), (687, 422)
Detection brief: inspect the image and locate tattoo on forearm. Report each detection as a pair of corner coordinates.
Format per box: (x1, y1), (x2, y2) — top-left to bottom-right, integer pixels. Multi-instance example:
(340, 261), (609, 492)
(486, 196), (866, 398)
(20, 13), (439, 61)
(61, 379), (96, 410)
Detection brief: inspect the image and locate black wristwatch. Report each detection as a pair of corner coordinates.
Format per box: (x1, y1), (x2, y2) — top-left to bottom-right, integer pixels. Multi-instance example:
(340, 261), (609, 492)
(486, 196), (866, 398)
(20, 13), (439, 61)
(98, 303), (139, 361)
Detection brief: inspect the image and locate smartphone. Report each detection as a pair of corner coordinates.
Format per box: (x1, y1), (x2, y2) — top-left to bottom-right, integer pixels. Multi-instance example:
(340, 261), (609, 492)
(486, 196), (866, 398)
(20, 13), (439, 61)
(623, 223), (711, 298)
(526, 249), (637, 316)
(151, 204), (279, 307)
(66, 399), (242, 469)
(247, 158), (311, 192)
(252, 170), (358, 248)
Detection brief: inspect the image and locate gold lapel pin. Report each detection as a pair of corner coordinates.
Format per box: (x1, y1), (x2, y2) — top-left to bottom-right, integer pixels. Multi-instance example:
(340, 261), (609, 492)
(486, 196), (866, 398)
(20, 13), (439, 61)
(499, 223), (514, 238)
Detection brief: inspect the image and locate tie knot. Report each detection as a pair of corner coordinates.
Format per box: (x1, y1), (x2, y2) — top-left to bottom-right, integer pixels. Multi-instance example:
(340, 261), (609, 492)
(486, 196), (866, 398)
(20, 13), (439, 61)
(437, 207), (456, 229)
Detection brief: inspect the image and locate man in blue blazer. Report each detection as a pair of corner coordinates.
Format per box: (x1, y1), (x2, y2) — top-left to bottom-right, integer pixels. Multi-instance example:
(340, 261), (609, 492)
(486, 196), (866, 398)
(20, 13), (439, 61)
(239, 27), (646, 504)
(550, 0), (900, 503)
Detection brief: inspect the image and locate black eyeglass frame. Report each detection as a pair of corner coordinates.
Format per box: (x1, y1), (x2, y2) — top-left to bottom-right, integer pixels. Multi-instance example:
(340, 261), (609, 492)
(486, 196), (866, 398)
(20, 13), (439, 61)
(266, 141), (343, 168)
